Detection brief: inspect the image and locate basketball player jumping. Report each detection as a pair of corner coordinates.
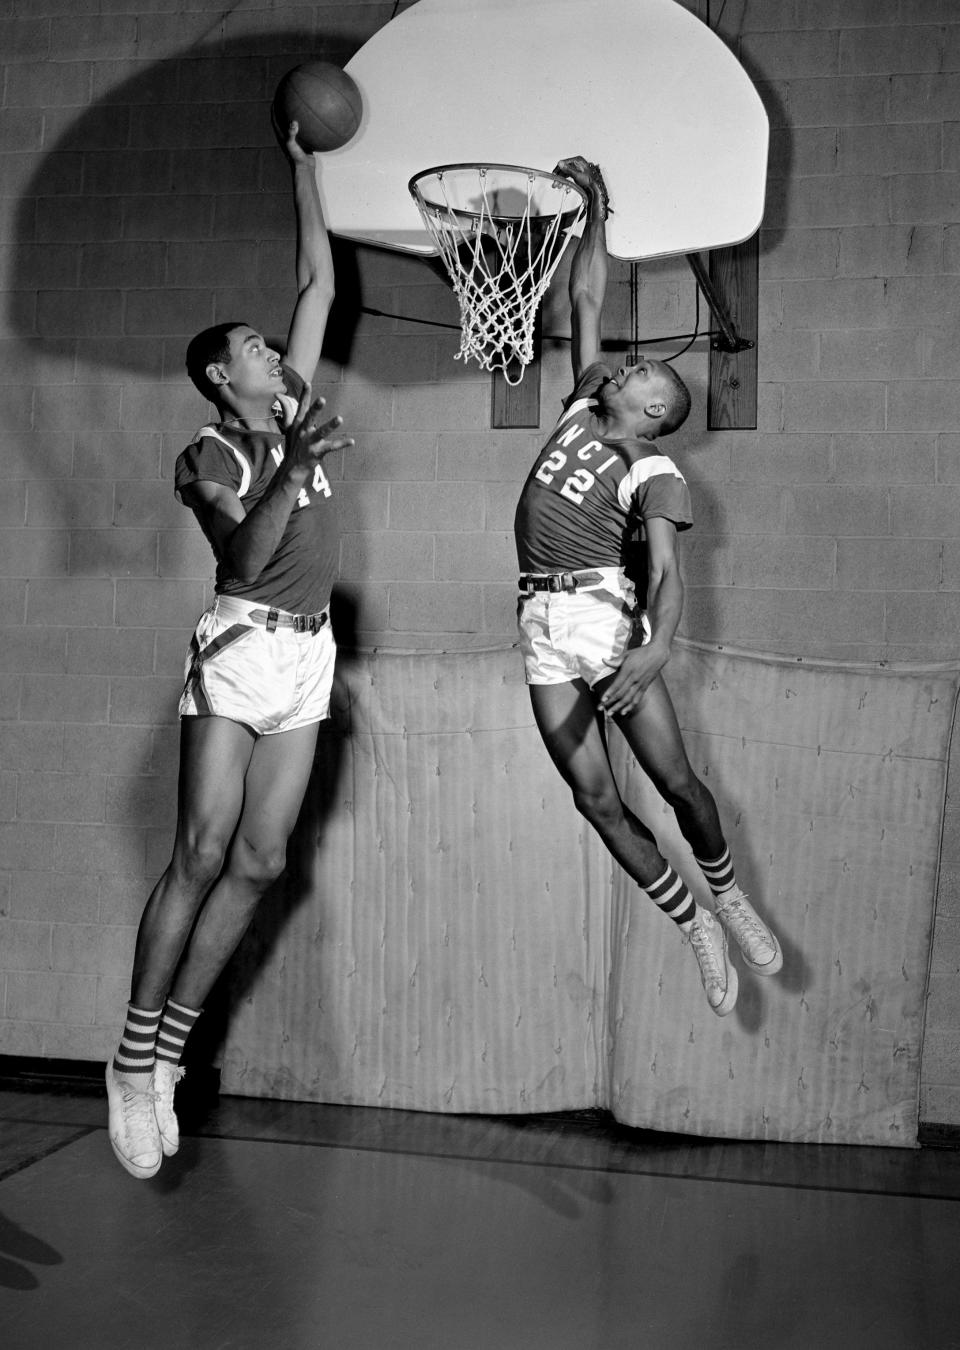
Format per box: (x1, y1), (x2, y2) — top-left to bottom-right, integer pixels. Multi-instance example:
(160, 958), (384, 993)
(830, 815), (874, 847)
(513, 155), (782, 1017)
(105, 122), (353, 1178)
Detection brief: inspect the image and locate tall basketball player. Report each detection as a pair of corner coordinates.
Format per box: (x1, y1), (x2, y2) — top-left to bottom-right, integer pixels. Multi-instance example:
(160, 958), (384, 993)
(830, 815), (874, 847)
(105, 123), (353, 1179)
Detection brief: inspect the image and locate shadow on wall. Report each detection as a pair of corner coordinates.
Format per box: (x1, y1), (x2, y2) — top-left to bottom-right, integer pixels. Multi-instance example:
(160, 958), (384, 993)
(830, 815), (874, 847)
(5, 30), (388, 982)
(176, 595), (365, 1085)
(10, 29), (393, 514)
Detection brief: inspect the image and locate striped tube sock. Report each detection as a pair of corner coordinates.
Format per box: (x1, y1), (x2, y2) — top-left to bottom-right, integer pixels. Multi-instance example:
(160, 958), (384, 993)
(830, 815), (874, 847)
(113, 1003), (161, 1083)
(155, 999), (202, 1067)
(646, 864), (697, 930)
(696, 846), (737, 897)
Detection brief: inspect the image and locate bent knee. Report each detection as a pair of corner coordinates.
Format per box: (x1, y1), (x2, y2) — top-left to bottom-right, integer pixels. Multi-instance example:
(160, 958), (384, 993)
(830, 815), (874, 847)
(230, 836), (288, 889)
(656, 767), (709, 810)
(175, 833), (230, 889)
(570, 785), (624, 830)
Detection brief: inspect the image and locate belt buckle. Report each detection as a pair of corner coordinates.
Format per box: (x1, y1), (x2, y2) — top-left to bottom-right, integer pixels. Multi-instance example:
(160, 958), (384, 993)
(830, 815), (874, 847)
(560, 572), (577, 592)
(547, 575), (561, 592)
(292, 613), (307, 633)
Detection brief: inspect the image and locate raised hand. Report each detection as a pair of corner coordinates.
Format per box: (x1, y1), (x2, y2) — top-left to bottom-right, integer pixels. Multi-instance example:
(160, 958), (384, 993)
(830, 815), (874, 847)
(554, 155), (594, 188)
(554, 156), (611, 219)
(286, 382), (353, 472)
(283, 119), (314, 167)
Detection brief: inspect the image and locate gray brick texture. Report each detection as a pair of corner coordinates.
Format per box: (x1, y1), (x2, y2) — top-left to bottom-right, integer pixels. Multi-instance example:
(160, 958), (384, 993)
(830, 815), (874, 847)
(1, 0), (958, 1122)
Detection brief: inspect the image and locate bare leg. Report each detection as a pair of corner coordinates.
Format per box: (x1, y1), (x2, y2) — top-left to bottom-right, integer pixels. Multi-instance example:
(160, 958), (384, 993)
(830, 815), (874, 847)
(607, 671), (726, 859)
(129, 716), (257, 1010)
(109, 715), (261, 1178)
(612, 671), (781, 978)
(167, 721), (320, 1010)
(529, 679), (665, 886)
(531, 677), (739, 1014)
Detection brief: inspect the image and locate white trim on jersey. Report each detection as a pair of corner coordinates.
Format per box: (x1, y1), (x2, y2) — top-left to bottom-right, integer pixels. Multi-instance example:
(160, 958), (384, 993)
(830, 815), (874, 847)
(617, 454), (687, 511)
(557, 397), (594, 429)
(196, 424), (253, 499)
(274, 391), (298, 429)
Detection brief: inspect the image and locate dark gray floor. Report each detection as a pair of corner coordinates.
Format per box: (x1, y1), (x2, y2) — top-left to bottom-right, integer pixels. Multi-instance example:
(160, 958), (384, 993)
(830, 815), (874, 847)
(3, 1068), (960, 1349)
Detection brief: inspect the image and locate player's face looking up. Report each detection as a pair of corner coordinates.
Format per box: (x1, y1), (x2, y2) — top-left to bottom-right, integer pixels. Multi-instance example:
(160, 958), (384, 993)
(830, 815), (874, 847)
(600, 358), (671, 430)
(205, 326), (284, 402)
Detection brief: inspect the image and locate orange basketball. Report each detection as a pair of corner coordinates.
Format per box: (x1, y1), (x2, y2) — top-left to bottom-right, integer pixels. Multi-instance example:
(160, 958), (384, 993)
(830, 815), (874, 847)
(272, 61), (362, 153)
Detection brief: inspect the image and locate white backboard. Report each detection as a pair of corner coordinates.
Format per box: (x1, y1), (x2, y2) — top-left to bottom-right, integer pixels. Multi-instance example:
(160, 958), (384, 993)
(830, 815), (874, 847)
(317, 0), (768, 261)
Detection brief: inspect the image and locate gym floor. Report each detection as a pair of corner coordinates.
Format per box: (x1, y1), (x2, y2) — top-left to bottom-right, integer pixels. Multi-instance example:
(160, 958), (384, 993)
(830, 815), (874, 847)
(2, 1062), (960, 1350)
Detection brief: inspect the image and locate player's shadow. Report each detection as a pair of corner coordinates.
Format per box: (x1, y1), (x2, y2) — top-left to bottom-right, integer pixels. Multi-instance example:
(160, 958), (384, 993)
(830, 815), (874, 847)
(183, 589), (363, 1093)
(0, 1209), (63, 1291)
(10, 27), (373, 530)
(9, 21), (452, 1101)
(10, 27), (382, 996)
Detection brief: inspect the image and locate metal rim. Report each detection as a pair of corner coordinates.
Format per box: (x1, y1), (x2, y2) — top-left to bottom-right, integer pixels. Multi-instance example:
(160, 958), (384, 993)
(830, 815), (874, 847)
(408, 162), (587, 222)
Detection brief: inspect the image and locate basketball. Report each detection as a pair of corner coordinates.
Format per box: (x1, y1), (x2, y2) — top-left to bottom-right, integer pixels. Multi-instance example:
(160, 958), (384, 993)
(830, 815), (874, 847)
(272, 61), (362, 154)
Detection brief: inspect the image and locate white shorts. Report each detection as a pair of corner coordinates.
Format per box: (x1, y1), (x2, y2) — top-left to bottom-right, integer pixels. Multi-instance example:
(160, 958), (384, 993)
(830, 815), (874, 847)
(517, 567), (650, 687)
(178, 595), (336, 735)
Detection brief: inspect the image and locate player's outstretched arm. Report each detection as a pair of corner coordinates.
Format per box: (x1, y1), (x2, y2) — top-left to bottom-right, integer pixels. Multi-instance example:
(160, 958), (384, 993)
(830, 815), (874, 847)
(555, 156), (610, 380)
(182, 385), (353, 584)
(598, 518), (684, 718)
(283, 121), (336, 384)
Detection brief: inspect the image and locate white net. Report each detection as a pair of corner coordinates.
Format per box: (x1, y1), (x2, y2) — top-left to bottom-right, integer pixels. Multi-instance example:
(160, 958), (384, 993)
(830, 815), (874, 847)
(409, 164), (587, 384)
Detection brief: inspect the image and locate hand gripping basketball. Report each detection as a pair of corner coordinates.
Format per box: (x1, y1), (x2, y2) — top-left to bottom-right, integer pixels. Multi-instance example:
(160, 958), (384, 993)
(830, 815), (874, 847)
(272, 61), (362, 154)
(553, 156), (612, 220)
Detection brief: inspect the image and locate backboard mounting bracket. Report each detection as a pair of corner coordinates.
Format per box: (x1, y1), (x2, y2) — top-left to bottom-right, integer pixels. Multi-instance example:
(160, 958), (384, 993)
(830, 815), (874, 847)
(686, 237), (759, 431)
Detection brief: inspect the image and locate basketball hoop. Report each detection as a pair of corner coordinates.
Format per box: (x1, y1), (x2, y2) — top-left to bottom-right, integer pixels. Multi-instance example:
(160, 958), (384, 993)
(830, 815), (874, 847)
(409, 164), (587, 384)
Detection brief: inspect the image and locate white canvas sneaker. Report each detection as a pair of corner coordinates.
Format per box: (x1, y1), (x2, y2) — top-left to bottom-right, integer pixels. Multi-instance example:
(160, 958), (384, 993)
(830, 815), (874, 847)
(715, 887), (783, 975)
(153, 1060), (186, 1157)
(687, 907), (738, 1017)
(105, 1062), (161, 1179)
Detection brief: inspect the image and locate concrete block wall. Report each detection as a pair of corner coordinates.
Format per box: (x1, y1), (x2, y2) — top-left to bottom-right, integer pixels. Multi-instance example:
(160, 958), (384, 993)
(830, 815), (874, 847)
(1, 0), (958, 1127)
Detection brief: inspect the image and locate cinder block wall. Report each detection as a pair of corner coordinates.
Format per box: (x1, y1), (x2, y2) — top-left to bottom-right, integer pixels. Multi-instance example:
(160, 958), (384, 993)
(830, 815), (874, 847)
(1, 0), (957, 1126)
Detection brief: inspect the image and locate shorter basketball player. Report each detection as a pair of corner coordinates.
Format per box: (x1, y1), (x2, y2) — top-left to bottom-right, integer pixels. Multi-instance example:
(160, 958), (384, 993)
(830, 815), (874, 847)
(104, 122), (353, 1178)
(513, 156), (782, 1017)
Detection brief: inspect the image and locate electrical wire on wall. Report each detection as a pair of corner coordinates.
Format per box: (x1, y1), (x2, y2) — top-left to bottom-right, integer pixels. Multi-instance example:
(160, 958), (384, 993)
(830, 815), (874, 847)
(358, 295), (719, 359)
(361, 244), (718, 360)
(626, 259), (709, 367)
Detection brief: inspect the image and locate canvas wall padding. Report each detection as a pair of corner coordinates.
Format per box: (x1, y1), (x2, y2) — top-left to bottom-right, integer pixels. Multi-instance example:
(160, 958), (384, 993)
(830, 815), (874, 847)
(218, 643), (959, 1146)
(604, 645), (959, 1146)
(217, 648), (615, 1114)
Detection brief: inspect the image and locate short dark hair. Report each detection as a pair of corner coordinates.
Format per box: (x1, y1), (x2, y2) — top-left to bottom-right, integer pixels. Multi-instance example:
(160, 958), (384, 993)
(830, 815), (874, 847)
(657, 363), (691, 436)
(185, 322), (249, 403)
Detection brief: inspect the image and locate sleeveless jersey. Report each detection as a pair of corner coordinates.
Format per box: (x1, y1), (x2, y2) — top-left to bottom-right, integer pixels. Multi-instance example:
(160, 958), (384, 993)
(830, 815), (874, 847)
(514, 362), (693, 581)
(174, 365), (340, 614)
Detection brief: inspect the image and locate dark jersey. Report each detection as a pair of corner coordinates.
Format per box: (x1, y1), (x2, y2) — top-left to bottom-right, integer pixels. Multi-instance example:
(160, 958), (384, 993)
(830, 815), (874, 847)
(174, 365), (340, 614)
(514, 362), (692, 588)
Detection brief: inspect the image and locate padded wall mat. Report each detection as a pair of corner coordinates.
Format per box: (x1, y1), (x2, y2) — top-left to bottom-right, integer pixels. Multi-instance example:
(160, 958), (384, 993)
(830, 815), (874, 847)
(220, 644), (958, 1145)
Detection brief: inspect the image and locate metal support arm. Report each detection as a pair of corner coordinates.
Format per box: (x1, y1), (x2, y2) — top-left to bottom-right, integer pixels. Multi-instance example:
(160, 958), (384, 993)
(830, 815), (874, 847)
(685, 252), (754, 353)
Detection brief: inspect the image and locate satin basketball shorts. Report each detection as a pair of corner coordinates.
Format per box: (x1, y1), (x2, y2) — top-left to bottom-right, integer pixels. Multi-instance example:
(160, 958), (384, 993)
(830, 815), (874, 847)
(178, 594), (337, 735)
(516, 566), (651, 687)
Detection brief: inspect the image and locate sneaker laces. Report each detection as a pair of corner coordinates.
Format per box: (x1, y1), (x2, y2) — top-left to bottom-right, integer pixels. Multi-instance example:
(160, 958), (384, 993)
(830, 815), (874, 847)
(717, 891), (769, 945)
(155, 1064), (185, 1116)
(157, 1063), (186, 1088)
(688, 918), (724, 991)
(119, 1081), (159, 1127)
